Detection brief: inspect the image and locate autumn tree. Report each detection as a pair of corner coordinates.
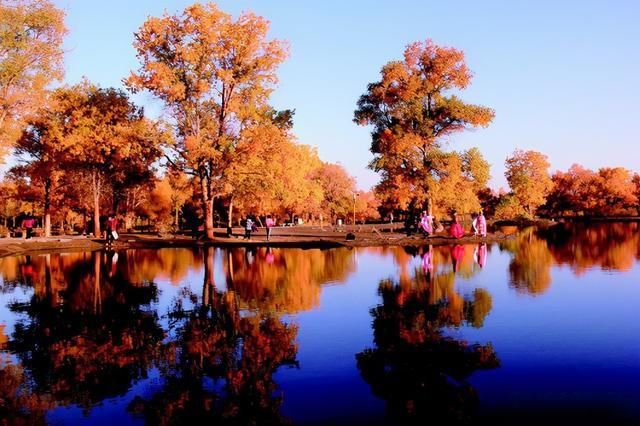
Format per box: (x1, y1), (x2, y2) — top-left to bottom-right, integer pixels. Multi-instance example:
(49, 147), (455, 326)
(354, 190), (381, 223)
(493, 194), (526, 220)
(546, 164), (638, 217)
(52, 82), (161, 237)
(545, 164), (597, 216)
(223, 120), (299, 225)
(504, 149), (552, 216)
(231, 139), (324, 223)
(127, 3), (288, 239)
(0, 0), (66, 161)
(313, 162), (356, 222)
(10, 103), (67, 236)
(633, 173), (640, 211)
(354, 39), (494, 217)
(593, 167), (637, 215)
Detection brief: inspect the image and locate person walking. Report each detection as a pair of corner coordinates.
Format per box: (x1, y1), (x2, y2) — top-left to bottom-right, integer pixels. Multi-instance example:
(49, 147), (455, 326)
(244, 217), (254, 240)
(105, 214), (118, 247)
(265, 215), (275, 241)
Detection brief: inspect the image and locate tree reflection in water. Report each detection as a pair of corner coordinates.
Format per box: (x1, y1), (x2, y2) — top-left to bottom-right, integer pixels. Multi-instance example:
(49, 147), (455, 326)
(128, 246), (299, 425)
(357, 245), (499, 424)
(7, 251), (164, 411)
(500, 222), (640, 295)
(0, 248), (301, 424)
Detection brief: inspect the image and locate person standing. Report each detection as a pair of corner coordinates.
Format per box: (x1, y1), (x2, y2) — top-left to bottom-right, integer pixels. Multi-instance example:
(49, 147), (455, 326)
(449, 213), (464, 239)
(105, 214), (118, 247)
(420, 211), (433, 236)
(244, 217), (254, 240)
(265, 215), (275, 241)
(22, 213), (35, 240)
(476, 210), (487, 237)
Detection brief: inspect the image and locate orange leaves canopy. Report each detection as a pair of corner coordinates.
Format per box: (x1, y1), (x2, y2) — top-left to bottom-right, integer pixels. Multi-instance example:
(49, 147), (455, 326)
(0, 0), (66, 161)
(504, 149), (552, 216)
(355, 39), (494, 215)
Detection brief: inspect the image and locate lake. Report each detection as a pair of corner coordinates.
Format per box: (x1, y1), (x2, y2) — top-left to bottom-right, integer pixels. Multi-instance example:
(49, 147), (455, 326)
(0, 222), (639, 425)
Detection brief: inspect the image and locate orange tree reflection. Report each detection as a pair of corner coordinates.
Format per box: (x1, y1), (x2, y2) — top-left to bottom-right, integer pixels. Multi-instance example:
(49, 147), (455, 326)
(7, 251), (164, 411)
(128, 247), (298, 425)
(356, 254), (498, 423)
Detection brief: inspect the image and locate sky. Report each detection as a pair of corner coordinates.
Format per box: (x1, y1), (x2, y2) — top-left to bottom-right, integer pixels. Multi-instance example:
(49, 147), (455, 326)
(48, 0), (639, 190)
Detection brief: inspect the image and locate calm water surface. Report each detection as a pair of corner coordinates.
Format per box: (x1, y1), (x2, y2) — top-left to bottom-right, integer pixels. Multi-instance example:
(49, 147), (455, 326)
(0, 223), (639, 425)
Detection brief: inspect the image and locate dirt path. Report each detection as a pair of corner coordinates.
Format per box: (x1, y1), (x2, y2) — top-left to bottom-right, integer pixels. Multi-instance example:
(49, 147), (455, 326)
(0, 224), (518, 257)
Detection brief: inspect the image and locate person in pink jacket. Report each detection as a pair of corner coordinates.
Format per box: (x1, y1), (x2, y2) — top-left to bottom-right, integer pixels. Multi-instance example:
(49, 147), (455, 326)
(476, 210), (487, 237)
(265, 215), (275, 241)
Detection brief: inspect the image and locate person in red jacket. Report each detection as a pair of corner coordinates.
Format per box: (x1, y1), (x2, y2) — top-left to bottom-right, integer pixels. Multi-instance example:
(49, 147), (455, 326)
(105, 214), (118, 247)
(449, 213), (464, 239)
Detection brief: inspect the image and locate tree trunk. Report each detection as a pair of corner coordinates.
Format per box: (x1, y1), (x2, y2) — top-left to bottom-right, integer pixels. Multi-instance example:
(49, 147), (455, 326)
(202, 246), (215, 306)
(227, 197), (234, 228)
(226, 249), (234, 288)
(44, 254), (52, 301)
(91, 170), (101, 237)
(200, 175), (215, 239)
(93, 252), (102, 314)
(174, 204), (179, 229)
(44, 178), (51, 237)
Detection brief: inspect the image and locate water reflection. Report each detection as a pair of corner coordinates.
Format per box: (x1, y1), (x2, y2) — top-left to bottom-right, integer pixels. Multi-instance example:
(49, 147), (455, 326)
(357, 250), (499, 423)
(225, 246), (356, 312)
(129, 289), (298, 424)
(500, 222), (640, 294)
(8, 252), (163, 409)
(0, 222), (638, 423)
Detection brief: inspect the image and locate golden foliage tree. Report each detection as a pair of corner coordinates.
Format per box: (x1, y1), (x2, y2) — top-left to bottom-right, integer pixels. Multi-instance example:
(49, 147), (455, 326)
(546, 164), (638, 216)
(504, 149), (552, 216)
(127, 3), (288, 239)
(0, 0), (66, 161)
(354, 39), (494, 216)
(51, 82), (162, 236)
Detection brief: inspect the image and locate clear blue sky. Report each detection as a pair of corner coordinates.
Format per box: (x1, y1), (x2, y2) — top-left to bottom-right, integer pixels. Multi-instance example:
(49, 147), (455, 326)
(52, 0), (639, 190)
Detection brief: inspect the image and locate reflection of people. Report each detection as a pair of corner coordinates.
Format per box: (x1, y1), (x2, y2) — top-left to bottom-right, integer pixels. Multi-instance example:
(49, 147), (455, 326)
(265, 215), (275, 241)
(105, 250), (119, 277)
(449, 213), (464, 239)
(421, 246), (433, 274)
(474, 244), (487, 268)
(20, 255), (36, 284)
(451, 245), (465, 272)
(246, 247), (256, 265)
(265, 247), (275, 264)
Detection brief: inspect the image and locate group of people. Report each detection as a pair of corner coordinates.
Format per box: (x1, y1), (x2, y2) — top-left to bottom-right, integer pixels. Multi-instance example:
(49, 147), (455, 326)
(420, 242), (488, 275)
(406, 210), (487, 239)
(243, 215), (276, 241)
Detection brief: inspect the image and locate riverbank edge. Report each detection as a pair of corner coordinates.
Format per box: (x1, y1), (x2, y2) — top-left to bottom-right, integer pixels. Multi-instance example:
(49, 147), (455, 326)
(0, 229), (528, 258)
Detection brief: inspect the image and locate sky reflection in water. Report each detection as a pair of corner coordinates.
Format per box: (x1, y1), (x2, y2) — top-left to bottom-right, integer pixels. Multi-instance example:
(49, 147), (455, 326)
(0, 222), (639, 425)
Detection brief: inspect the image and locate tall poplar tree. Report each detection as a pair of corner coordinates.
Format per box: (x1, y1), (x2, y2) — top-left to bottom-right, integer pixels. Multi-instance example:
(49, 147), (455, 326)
(127, 3), (287, 239)
(355, 40), (494, 215)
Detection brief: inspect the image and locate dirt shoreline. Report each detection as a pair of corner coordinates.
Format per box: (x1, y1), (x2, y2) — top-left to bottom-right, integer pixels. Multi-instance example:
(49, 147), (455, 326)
(0, 224), (521, 258)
